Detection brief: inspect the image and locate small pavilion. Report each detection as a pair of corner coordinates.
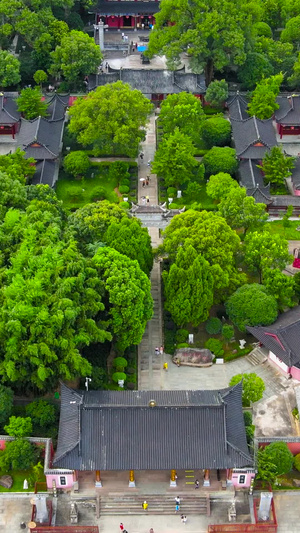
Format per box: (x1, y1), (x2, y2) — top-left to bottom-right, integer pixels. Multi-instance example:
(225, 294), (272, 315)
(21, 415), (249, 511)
(0, 93), (21, 138)
(51, 383), (254, 491)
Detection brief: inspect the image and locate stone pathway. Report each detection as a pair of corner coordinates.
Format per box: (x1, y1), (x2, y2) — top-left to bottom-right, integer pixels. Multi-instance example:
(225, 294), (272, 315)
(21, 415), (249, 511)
(137, 115), (165, 390)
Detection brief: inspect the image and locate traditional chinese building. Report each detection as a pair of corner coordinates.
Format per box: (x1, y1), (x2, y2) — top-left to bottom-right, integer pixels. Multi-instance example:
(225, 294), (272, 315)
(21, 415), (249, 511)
(94, 0), (160, 30)
(50, 383), (254, 491)
(16, 116), (64, 187)
(88, 68), (206, 102)
(275, 95), (300, 138)
(0, 93), (21, 138)
(248, 306), (300, 381)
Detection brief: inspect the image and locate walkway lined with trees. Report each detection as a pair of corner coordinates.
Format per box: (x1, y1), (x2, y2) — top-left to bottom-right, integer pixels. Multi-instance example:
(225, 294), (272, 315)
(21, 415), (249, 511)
(137, 114), (165, 390)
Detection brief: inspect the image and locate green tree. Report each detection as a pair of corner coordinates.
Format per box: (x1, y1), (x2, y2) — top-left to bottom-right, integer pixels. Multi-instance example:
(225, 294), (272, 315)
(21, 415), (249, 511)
(0, 385), (13, 428)
(152, 129), (199, 188)
(218, 187), (268, 235)
(222, 324), (234, 344)
(25, 400), (56, 429)
(244, 231), (291, 282)
(256, 447), (278, 484)
(4, 416), (32, 437)
(254, 37), (295, 77)
(33, 70), (48, 87)
(92, 247), (153, 353)
(0, 439), (36, 471)
(263, 268), (295, 310)
(226, 283), (278, 332)
(280, 15), (300, 46)
(229, 372), (265, 406)
(147, 0), (255, 86)
(162, 245), (214, 326)
(282, 205), (294, 228)
(49, 30), (102, 84)
(258, 146), (295, 185)
(248, 74), (284, 119)
(16, 87), (48, 120)
(63, 151), (90, 177)
(0, 149), (36, 184)
(0, 172), (28, 221)
(203, 147), (238, 177)
(0, 50), (21, 88)
(237, 52), (273, 90)
(161, 210), (244, 298)
(201, 117), (232, 148)
(205, 338), (224, 356)
(68, 201), (153, 275)
(206, 173), (240, 200)
(68, 82), (152, 157)
(253, 22), (273, 38)
(264, 442), (294, 476)
(289, 52), (300, 87)
(158, 92), (204, 143)
(205, 79), (228, 107)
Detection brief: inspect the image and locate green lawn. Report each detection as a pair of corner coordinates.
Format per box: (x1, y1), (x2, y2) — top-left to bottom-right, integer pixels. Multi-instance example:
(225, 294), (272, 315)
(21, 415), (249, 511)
(0, 468), (46, 492)
(56, 162), (137, 210)
(265, 220), (300, 240)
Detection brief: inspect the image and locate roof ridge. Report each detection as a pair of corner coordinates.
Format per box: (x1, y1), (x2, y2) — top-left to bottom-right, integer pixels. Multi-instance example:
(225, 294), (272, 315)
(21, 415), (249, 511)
(253, 116), (260, 140)
(227, 441), (252, 463)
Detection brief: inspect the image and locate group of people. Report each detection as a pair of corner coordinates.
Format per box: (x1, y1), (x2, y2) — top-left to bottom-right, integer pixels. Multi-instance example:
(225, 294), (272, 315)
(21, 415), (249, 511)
(155, 346), (164, 356)
(175, 497), (187, 523)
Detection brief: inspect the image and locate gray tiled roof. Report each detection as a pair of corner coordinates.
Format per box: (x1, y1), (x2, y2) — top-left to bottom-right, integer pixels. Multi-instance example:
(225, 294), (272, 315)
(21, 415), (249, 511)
(275, 96), (300, 125)
(239, 159), (265, 189)
(247, 306), (300, 367)
(16, 117), (64, 160)
(31, 160), (57, 187)
(45, 93), (69, 121)
(89, 70), (206, 94)
(231, 117), (277, 159)
(227, 93), (249, 120)
(0, 94), (20, 124)
(53, 383), (252, 471)
(92, 0), (160, 14)
(269, 195), (300, 207)
(247, 186), (272, 205)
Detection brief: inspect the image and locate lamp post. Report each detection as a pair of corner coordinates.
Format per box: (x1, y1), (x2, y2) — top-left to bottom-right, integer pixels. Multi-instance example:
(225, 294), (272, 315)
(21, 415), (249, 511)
(85, 377), (92, 391)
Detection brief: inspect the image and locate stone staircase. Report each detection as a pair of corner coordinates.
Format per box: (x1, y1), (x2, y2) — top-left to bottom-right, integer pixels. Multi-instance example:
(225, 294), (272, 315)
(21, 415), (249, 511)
(98, 493), (210, 515)
(246, 347), (268, 366)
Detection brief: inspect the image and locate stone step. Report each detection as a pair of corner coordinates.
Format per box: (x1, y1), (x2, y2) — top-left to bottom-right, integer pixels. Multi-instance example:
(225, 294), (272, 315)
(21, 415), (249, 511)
(99, 495), (209, 515)
(246, 348), (267, 366)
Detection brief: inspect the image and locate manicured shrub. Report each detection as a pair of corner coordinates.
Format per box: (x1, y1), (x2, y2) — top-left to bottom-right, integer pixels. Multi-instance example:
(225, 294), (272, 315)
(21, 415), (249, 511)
(167, 187), (177, 197)
(205, 338), (224, 356)
(294, 453), (300, 472)
(127, 382), (135, 390)
(91, 187), (107, 202)
(113, 357), (128, 371)
(229, 373), (265, 406)
(119, 201), (130, 209)
(169, 203), (179, 209)
(222, 324), (234, 342)
(119, 185), (130, 194)
(112, 372), (127, 383)
(176, 329), (189, 344)
(176, 343), (189, 348)
(205, 317), (222, 335)
(201, 117), (232, 148)
(4, 416), (32, 437)
(63, 150), (90, 177)
(120, 178), (130, 187)
(203, 147), (238, 177)
(0, 439), (36, 471)
(264, 442), (294, 476)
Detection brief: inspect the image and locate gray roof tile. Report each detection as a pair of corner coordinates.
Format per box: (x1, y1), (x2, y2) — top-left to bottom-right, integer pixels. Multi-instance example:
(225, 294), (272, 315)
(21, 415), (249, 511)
(53, 384), (252, 471)
(93, 0), (160, 14)
(275, 96), (300, 125)
(231, 117), (277, 159)
(16, 117), (64, 160)
(227, 94), (249, 120)
(0, 94), (20, 124)
(247, 306), (300, 367)
(32, 160), (57, 187)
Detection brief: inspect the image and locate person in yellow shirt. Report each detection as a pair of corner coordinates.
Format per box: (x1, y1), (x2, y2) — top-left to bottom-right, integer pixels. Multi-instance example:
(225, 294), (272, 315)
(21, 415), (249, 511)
(142, 501), (148, 510)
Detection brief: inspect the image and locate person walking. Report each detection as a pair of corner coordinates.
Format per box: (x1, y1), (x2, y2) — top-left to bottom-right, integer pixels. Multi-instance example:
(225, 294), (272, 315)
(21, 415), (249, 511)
(181, 515), (184, 523)
(175, 503), (180, 513)
(140, 152), (144, 160)
(160, 345), (164, 355)
(175, 496), (181, 505)
(183, 516), (187, 525)
(142, 180), (145, 187)
(163, 362), (168, 371)
(150, 529), (154, 533)
(120, 524), (124, 532)
(142, 500), (148, 511)
(195, 479), (199, 489)
(155, 347), (159, 356)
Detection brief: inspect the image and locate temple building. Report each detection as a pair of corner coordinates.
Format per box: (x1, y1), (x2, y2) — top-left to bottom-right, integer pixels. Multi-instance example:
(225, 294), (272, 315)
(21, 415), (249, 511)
(0, 93), (21, 138)
(248, 306), (300, 381)
(275, 95), (300, 138)
(49, 383), (254, 491)
(93, 0), (160, 30)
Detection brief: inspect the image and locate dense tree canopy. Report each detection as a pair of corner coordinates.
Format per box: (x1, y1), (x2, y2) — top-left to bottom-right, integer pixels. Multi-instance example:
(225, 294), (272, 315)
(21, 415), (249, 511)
(17, 87), (48, 120)
(68, 201), (153, 275)
(226, 283), (278, 331)
(206, 173), (240, 200)
(205, 80), (228, 106)
(203, 147), (238, 177)
(229, 373), (265, 405)
(68, 82), (153, 157)
(0, 50), (21, 88)
(201, 117), (232, 148)
(147, 0), (256, 85)
(63, 151), (90, 177)
(263, 268), (296, 310)
(263, 442), (294, 476)
(244, 231), (291, 281)
(158, 92), (204, 144)
(161, 210), (245, 300)
(92, 247), (153, 353)
(248, 74), (283, 119)
(152, 129), (199, 188)
(0, 385), (13, 427)
(162, 245), (214, 326)
(218, 187), (268, 235)
(258, 146), (295, 185)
